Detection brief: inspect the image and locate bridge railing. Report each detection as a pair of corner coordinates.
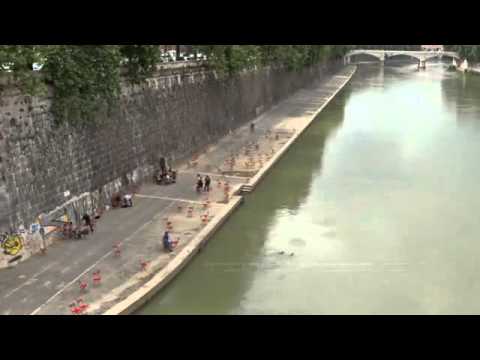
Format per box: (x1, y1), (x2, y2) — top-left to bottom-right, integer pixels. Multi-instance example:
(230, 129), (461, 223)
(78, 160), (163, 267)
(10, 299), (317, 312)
(345, 49), (460, 60)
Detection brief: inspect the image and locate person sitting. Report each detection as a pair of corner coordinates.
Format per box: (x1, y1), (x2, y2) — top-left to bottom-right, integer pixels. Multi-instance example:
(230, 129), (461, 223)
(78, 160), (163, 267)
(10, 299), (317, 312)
(112, 193), (122, 208)
(122, 194), (133, 208)
(162, 231), (178, 252)
(76, 225), (90, 239)
(155, 170), (163, 184)
(168, 168), (177, 183)
(162, 231), (171, 252)
(82, 213), (94, 233)
(157, 168), (177, 185)
(63, 221), (73, 239)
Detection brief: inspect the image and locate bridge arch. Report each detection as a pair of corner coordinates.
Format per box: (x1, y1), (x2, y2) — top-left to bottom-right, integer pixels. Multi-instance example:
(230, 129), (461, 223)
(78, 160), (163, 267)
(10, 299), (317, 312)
(345, 50), (384, 63)
(384, 53), (422, 62)
(345, 49), (461, 67)
(424, 53), (458, 62)
(347, 52), (383, 62)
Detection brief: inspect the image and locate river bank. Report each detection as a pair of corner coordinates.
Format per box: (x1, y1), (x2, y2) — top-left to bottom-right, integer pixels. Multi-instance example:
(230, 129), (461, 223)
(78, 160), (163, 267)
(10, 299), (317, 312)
(103, 65), (357, 315)
(0, 65), (356, 315)
(138, 63), (480, 315)
(468, 65), (480, 75)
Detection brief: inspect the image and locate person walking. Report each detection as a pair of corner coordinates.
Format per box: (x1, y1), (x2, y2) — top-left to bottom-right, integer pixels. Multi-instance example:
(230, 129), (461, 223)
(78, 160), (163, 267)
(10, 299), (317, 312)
(204, 175), (211, 192)
(163, 231), (172, 252)
(196, 176), (203, 193)
(82, 213), (94, 233)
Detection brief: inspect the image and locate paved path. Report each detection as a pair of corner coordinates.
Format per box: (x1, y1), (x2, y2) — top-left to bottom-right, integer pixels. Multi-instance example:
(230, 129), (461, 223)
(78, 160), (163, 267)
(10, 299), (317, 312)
(0, 66), (355, 315)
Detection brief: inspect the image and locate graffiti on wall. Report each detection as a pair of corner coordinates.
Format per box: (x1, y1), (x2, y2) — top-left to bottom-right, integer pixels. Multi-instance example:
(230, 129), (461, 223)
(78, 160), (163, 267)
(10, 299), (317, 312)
(0, 216), (50, 268)
(0, 233), (24, 256)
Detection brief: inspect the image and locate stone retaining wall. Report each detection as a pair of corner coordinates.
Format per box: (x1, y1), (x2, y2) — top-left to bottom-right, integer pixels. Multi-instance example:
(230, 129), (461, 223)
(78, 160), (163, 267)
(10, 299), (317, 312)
(0, 59), (343, 263)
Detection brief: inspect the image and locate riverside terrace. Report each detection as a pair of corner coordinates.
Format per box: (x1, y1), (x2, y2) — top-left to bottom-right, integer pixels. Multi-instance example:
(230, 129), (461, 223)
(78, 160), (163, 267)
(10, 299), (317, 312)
(0, 66), (356, 315)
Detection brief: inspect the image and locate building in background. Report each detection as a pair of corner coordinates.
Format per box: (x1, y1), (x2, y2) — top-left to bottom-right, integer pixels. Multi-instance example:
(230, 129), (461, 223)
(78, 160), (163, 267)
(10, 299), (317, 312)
(421, 45), (444, 51)
(160, 45), (192, 54)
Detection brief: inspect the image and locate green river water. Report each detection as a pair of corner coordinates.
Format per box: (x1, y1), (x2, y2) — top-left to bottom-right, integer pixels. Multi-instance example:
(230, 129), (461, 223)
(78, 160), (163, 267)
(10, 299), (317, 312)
(138, 63), (480, 315)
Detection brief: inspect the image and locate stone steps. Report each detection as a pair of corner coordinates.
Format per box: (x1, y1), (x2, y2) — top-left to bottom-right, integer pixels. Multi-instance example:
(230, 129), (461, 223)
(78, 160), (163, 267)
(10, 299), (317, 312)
(240, 184), (254, 194)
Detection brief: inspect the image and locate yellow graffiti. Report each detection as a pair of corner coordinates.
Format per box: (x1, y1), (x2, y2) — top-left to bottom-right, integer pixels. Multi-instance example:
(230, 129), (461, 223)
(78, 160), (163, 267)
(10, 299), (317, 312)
(2, 235), (23, 256)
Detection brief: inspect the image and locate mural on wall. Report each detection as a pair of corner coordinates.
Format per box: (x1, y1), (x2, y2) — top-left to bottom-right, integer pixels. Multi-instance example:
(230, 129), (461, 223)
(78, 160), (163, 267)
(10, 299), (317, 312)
(0, 233), (24, 256)
(0, 217), (47, 267)
(0, 187), (123, 269)
(45, 192), (101, 228)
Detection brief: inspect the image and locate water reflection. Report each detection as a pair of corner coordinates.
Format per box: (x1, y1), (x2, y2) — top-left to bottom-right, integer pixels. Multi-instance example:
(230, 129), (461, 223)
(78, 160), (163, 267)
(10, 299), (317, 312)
(140, 63), (480, 315)
(137, 96), (346, 315)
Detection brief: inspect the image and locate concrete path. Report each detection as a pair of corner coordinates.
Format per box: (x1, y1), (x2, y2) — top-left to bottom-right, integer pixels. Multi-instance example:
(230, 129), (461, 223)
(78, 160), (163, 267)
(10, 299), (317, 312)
(0, 65), (355, 315)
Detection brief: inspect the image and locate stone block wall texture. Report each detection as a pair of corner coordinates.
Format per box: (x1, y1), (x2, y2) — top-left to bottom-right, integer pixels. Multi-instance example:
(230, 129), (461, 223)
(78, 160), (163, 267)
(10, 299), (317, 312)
(0, 60), (343, 232)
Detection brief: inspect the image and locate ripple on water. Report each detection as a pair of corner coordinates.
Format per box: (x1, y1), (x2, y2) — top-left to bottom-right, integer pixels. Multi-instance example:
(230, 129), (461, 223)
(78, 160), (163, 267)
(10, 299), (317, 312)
(322, 230), (337, 238)
(313, 217), (336, 227)
(289, 238), (306, 247)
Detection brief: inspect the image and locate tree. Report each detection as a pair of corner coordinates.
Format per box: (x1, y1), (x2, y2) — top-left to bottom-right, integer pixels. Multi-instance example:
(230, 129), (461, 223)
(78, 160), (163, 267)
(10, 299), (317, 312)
(0, 45), (53, 95)
(119, 45), (161, 84)
(194, 45), (350, 74)
(42, 45), (122, 124)
(445, 45), (480, 61)
(0, 45), (353, 125)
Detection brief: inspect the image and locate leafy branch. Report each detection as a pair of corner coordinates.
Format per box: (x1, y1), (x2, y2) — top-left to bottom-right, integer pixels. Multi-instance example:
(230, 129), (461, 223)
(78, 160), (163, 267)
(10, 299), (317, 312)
(0, 45), (352, 125)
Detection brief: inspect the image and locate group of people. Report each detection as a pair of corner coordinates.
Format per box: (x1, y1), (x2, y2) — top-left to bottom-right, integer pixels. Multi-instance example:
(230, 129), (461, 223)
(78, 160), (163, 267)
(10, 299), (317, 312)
(156, 168), (177, 185)
(122, 194), (134, 208)
(196, 174), (211, 193)
(62, 213), (95, 240)
(156, 156), (177, 185)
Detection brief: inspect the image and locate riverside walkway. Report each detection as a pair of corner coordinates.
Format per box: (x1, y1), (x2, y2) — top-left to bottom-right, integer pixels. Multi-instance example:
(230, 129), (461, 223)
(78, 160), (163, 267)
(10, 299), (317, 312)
(0, 65), (356, 315)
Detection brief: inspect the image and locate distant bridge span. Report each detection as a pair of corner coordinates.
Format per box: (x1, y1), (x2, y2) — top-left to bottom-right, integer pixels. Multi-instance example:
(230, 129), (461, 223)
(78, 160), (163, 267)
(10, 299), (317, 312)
(344, 49), (460, 68)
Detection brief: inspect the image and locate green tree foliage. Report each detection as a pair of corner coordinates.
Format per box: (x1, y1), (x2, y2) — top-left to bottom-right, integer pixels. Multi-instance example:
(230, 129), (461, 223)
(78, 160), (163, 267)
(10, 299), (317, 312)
(444, 45), (480, 62)
(353, 45), (422, 51)
(0, 45), (350, 124)
(43, 45), (122, 124)
(0, 45), (141, 124)
(0, 45), (51, 95)
(119, 45), (161, 84)
(195, 45), (349, 74)
(193, 45), (262, 75)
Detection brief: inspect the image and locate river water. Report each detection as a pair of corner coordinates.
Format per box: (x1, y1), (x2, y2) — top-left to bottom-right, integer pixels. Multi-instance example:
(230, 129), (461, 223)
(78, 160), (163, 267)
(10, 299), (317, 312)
(138, 63), (480, 315)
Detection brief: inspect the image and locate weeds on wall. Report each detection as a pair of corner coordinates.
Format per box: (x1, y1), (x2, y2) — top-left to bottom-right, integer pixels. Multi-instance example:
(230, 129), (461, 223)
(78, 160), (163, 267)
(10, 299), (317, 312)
(0, 45), (352, 125)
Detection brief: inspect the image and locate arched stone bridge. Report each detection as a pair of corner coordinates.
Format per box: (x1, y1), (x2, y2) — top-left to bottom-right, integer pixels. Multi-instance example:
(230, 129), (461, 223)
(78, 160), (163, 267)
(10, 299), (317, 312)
(345, 49), (460, 68)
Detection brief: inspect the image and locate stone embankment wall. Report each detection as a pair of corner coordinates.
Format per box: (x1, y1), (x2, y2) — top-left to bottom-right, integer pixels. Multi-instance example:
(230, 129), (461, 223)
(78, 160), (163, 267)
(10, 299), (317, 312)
(0, 59), (342, 266)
